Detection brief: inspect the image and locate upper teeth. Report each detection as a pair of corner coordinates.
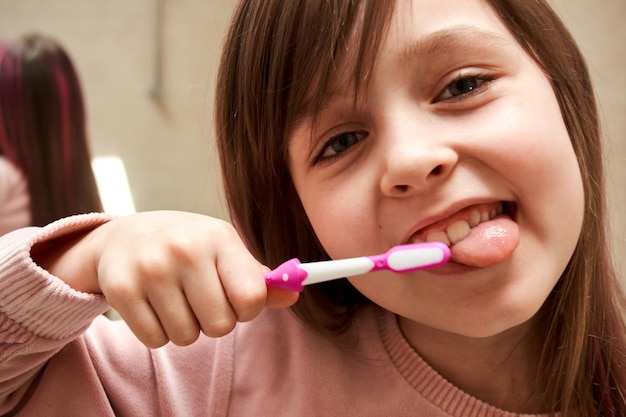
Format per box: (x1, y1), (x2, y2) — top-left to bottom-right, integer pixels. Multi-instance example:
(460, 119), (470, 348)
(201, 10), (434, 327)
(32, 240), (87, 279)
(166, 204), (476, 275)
(425, 204), (503, 246)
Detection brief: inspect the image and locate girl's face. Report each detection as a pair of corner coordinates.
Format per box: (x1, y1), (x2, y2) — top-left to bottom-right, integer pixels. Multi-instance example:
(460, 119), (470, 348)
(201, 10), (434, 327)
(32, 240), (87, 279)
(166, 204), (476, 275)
(287, 0), (584, 338)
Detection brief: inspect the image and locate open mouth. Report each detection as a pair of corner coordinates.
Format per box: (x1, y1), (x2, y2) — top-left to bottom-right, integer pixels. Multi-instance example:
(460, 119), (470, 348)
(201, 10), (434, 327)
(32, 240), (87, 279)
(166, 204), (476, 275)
(423, 202), (516, 246)
(419, 202), (520, 267)
(411, 202), (519, 268)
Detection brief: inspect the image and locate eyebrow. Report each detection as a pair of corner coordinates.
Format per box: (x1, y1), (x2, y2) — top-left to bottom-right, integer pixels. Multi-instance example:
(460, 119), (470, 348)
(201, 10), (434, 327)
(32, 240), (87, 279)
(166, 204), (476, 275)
(294, 26), (512, 135)
(397, 25), (511, 67)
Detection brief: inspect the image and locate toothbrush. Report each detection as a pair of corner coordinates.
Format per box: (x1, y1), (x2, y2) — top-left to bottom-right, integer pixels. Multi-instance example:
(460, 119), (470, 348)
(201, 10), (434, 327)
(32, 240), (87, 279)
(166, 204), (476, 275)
(264, 242), (450, 292)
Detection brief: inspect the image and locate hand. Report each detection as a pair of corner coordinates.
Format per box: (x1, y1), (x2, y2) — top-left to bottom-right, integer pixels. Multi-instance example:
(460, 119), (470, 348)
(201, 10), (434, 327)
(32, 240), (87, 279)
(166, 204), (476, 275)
(36, 211), (299, 348)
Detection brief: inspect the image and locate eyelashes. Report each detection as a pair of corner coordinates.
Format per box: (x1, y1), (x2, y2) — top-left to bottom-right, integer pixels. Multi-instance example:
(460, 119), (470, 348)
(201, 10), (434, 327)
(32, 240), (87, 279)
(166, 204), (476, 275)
(311, 131), (368, 166)
(435, 73), (495, 102)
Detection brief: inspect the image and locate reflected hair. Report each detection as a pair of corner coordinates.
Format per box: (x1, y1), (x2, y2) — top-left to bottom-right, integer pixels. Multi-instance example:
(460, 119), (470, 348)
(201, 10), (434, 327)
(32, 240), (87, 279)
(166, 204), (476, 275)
(0, 33), (102, 226)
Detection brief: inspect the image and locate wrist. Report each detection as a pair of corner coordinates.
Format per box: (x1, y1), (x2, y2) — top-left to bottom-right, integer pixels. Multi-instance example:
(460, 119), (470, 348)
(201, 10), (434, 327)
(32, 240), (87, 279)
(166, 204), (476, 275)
(31, 227), (102, 294)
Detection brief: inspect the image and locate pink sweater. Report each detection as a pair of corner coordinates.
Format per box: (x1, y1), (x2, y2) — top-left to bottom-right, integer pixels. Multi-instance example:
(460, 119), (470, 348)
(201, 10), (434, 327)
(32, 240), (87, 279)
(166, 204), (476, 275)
(0, 214), (553, 416)
(0, 156), (31, 236)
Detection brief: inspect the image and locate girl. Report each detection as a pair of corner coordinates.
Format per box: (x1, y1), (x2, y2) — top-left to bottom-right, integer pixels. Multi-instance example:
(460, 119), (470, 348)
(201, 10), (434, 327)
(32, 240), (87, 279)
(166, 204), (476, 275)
(0, 0), (624, 416)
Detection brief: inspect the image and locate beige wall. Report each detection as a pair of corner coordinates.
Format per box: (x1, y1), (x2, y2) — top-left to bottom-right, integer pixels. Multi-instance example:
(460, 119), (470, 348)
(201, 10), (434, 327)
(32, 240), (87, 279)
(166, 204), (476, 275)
(1, 0), (624, 278)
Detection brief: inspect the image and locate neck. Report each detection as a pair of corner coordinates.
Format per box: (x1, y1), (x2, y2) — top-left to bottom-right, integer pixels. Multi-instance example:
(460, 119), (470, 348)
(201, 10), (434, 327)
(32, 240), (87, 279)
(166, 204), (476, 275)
(398, 316), (545, 413)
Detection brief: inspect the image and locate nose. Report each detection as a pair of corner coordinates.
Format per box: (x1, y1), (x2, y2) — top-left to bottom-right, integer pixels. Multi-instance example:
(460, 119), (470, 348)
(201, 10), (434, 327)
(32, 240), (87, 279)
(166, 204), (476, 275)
(379, 127), (458, 197)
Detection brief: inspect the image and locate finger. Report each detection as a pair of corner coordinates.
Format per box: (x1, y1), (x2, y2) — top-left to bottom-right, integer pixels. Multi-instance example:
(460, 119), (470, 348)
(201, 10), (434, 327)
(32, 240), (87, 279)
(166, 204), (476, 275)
(265, 287), (300, 308)
(110, 295), (169, 349)
(212, 246), (268, 323)
(183, 267), (240, 338)
(147, 283), (201, 346)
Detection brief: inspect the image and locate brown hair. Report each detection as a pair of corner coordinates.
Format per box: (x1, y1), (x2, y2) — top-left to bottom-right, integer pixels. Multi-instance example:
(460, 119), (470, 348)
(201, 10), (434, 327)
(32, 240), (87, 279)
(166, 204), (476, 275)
(0, 33), (102, 226)
(215, 0), (626, 415)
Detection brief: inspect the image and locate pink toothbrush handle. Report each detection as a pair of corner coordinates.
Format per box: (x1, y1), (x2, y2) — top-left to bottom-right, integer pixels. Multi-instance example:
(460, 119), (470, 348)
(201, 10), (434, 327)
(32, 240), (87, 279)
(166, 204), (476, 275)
(264, 258), (308, 292)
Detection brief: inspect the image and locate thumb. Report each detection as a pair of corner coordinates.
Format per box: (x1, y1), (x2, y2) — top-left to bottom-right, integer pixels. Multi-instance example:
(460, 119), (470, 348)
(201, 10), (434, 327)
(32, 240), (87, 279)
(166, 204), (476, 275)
(265, 287), (299, 309)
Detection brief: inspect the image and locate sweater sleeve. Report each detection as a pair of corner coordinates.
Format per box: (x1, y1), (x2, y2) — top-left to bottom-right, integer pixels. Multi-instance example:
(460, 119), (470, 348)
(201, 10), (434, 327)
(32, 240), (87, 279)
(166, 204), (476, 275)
(0, 157), (31, 236)
(0, 213), (112, 414)
(0, 214), (236, 417)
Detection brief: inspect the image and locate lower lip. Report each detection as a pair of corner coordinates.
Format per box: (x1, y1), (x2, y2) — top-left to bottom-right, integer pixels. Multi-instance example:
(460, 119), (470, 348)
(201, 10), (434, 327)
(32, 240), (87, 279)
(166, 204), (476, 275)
(425, 261), (479, 275)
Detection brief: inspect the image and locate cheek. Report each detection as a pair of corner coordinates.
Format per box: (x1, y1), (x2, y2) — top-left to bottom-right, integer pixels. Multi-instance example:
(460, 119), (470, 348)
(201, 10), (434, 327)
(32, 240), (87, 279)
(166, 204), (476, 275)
(479, 79), (583, 211)
(513, 120), (580, 199)
(497, 96), (584, 277)
(287, 135), (361, 255)
(515, 101), (584, 217)
(461, 75), (585, 265)
(295, 176), (377, 258)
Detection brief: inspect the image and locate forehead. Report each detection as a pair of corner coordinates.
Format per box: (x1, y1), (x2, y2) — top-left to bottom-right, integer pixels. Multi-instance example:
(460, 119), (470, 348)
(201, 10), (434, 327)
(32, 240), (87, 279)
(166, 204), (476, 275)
(388, 0), (512, 41)
(323, 0), (517, 102)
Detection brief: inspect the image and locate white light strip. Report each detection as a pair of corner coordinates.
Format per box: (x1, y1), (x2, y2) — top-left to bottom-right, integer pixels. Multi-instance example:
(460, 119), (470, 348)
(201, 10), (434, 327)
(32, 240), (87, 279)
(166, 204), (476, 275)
(91, 156), (136, 216)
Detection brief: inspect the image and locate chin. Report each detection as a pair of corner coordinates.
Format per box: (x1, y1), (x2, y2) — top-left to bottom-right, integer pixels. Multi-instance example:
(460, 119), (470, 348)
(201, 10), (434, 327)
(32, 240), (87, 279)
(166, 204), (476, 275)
(461, 303), (544, 339)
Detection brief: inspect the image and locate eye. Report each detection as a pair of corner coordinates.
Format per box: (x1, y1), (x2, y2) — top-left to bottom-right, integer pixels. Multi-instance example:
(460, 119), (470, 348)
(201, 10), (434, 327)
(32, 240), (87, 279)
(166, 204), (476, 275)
(435, 73), (494, 102)
(313, 131), (368, 165)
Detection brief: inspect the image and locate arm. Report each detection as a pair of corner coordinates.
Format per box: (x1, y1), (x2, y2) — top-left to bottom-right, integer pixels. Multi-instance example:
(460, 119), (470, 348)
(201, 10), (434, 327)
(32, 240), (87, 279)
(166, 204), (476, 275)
(0, 211), (297, 413)
(32, 210), (298, 347)
(0, 214), (112, 414)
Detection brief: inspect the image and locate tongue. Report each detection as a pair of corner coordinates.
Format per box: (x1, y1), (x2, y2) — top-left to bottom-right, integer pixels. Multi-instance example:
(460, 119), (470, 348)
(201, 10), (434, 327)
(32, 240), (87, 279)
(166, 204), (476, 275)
(450, 216), (519, 267)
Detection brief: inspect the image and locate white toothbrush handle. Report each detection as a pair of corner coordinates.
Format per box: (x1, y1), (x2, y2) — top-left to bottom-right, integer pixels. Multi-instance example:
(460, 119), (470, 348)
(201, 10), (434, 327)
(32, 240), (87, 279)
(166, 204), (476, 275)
(299, 258), (375, 285)
(264, 242), (450, 292)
